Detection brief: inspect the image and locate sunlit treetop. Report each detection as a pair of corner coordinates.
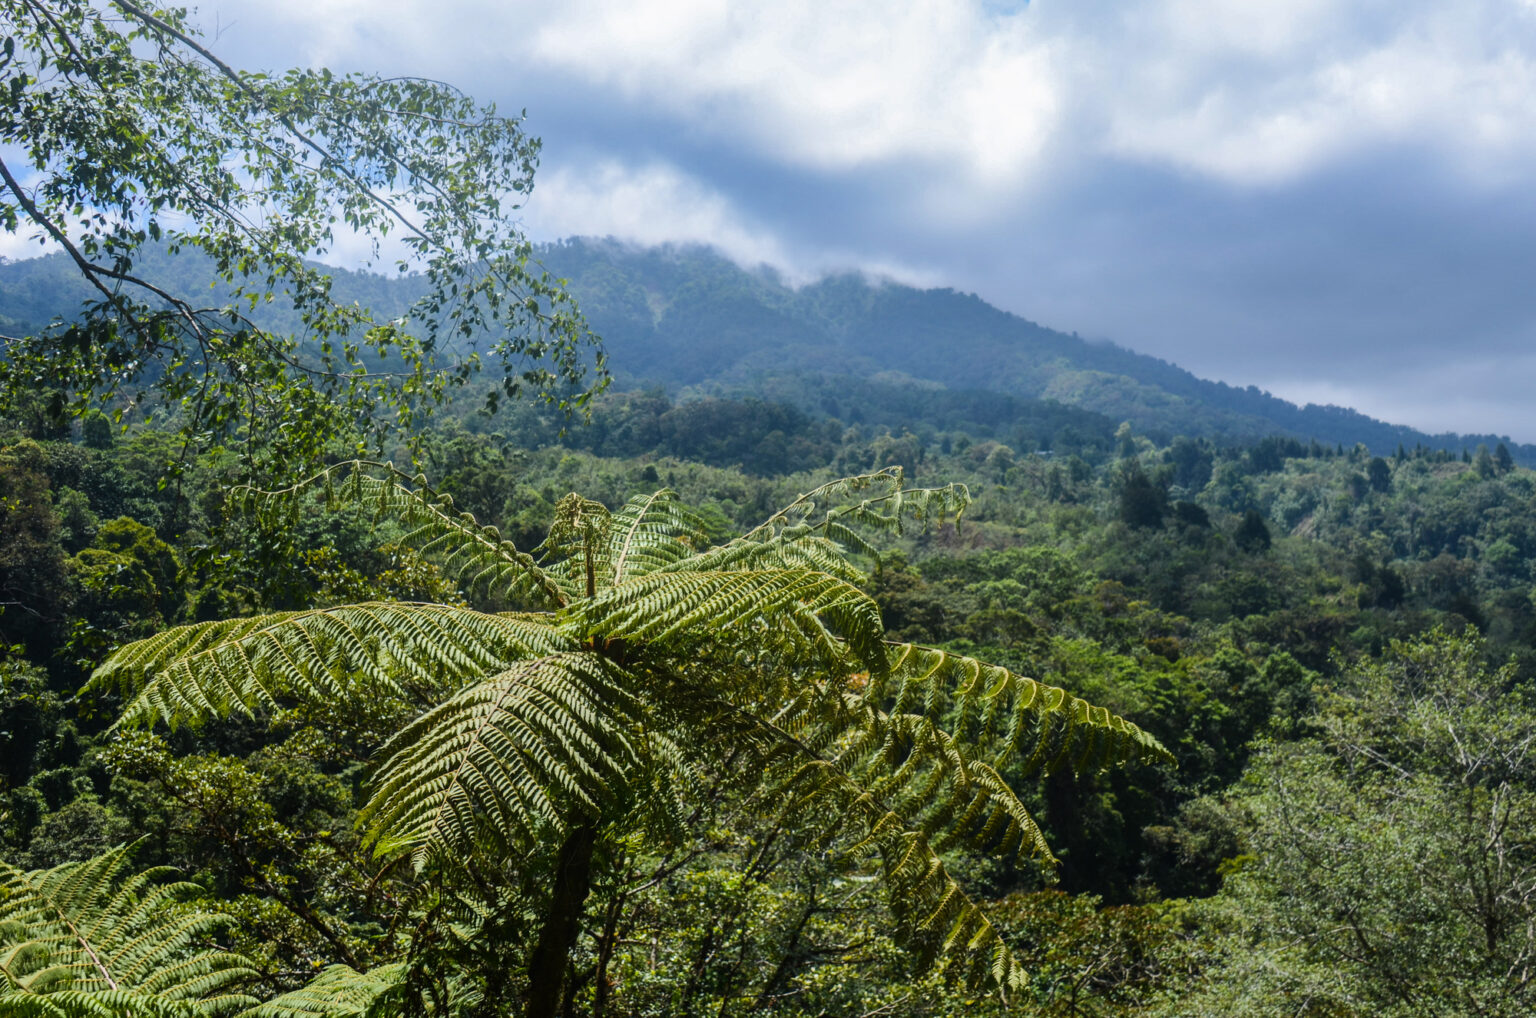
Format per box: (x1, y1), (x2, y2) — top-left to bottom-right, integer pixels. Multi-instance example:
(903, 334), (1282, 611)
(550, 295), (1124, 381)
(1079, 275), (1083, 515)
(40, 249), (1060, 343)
(0, 0), (607, 471)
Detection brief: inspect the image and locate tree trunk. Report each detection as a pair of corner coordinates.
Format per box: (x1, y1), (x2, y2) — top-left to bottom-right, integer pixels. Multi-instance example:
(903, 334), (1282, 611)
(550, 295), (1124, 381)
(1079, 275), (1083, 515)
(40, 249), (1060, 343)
(523, 824), (598, 1018)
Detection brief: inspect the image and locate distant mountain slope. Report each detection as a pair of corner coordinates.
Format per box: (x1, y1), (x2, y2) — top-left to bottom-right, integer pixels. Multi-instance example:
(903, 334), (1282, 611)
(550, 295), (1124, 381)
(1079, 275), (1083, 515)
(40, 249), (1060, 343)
(0, 238), (1526, 460)
(535, 239), (1530, 459)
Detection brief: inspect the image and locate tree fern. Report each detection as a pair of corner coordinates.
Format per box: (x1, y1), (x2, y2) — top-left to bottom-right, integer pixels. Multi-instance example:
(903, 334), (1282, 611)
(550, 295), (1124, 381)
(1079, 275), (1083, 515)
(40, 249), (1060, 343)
(361, 652), (639, 862)
(238, 964), (406, 1018)
(90, 604), (570, 729)
(91, 465), (1171, 1010)
(0, 846), (255, 1017)
(601, 489), (712, 585)
(575, 568), (888, 673)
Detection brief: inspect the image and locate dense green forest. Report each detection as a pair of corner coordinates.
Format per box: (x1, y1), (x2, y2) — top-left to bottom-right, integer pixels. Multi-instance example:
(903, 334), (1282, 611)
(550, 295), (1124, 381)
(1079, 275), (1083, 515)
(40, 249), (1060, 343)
(5, 385), (1536, 1014)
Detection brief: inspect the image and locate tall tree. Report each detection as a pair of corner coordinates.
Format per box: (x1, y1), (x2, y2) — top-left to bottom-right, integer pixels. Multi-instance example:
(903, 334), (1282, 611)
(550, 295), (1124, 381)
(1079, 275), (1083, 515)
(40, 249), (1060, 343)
(88, 466), (1170, 1014)
(1168, 631), (1536, 1017)
(1495, 442), (1514, 475)
(1234, 509), (1271, 553)
(1117, 461), (1168, 530)
(1367, 456), (1392, 493)
(0, 1), (604, 465)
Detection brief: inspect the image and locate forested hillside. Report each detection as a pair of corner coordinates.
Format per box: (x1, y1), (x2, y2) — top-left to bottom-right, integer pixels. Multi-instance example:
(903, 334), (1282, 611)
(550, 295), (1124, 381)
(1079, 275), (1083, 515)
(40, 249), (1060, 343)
(6, 235), (1535, 1018)
(2, 239), (1529, 461)
(5, 391), (1536, 1014)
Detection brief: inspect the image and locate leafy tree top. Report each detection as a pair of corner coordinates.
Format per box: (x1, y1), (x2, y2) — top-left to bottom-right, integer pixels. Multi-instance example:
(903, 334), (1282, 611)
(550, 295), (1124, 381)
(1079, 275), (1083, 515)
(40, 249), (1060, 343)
(0, 1), (605, 468)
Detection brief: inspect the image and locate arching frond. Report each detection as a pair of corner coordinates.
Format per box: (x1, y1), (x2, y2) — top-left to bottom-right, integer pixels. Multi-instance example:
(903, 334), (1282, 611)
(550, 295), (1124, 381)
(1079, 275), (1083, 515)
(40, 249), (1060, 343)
(743, 469), (969, 547)
(362, 652), (639, 863)
(661, 640), (1168, 993)
(0, 847), (255, 1016)
(628, 727), (707, 848)
(237, 463), (567, 609)
(601, 490), (711, 585)
(670, 469), (969, 580)
(89, 604), (572, 730)
(872, 644), (1172, 774)
(819, 707), (1053, 862)
(662, 531), (867, 581)
(577, 569), (887, 675)
(687, 701), (1030, 993)
(240, 964), (405, 1018)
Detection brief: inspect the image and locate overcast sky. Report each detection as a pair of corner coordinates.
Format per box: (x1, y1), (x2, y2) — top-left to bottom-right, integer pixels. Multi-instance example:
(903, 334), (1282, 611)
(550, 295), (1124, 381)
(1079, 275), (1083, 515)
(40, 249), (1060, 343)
(173, 3), (1536, 438)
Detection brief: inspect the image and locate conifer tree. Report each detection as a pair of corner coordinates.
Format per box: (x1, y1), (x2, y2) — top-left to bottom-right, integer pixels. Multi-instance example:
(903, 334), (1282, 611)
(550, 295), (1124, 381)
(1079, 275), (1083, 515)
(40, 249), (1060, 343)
(1495, 442), (1514, 475)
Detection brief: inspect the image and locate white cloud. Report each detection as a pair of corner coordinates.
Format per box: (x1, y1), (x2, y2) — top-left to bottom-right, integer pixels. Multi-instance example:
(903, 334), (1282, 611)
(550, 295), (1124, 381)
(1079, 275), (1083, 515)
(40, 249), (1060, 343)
(523, 159), (795, 272)
(1092, 1), (1536, 185)
(229, 0), (1062, 184)
(522, 159), (939, 287)
(0, 227), (58, 262)
(224, 0), (1536, 194)
(527, 1), (1062, 183)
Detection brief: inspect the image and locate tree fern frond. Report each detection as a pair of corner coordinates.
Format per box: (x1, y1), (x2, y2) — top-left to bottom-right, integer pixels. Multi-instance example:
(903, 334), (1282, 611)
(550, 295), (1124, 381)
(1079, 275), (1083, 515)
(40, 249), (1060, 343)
(0, 847), (255, 1015)
(362, 652), (639, 864)
(742, 469), (970, 547)
(577, 570), (887, 675)
(531, 490), (709, 598)
(691, 704), (1029, 992)
(536, 494), (613, 600)
(0, 989), (204, 1017)
(667, 470), (969, 581)
(239, 964), (406, 1018)
(237, 463), (567, 609)
(629, 727), (706, 848)
(88, 604), (571, 730)
(661, 532), (866, 581)
(873, 644), (1172, 774)
(602, 490), (711, 585)
(819, 708), (1055, 863)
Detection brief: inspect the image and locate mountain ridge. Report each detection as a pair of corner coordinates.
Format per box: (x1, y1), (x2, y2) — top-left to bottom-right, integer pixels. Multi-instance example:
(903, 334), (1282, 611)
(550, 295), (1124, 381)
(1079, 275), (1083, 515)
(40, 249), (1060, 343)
(0, 236), (1527, 460)
(533, 237), (1531, 459)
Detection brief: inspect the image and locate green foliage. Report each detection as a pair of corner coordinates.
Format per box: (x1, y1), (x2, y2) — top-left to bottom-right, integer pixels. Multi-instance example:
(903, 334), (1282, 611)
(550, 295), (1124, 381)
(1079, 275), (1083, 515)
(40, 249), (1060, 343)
(1116, 463), (1167, 530)
(0, 651), (63, 789)
(0, 440), (69, 650)
(1168, 631), (1536, 1017)
(92, 603), (566, 728)
(1367, 455), (1392, 492)
(10, 370), (1536, 1012)
(0, 1), (603, 465)
(242, 965), (408, 1018)
(87, 466), (1168, 1007)
(0, 844), (256, 1015)
(1232, 509), (1270, 553)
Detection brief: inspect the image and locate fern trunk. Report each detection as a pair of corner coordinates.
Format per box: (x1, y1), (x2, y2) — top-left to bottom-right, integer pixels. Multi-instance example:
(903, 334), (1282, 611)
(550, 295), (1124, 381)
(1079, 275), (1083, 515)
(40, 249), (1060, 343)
(523, 823), (598, 1018)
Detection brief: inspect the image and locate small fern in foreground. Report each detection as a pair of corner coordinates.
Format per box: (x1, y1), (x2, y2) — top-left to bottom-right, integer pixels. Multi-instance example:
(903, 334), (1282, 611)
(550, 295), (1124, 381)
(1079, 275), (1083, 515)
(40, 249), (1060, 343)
(0, 845), (256, 1017)
(88, 464), (1171, 1016)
